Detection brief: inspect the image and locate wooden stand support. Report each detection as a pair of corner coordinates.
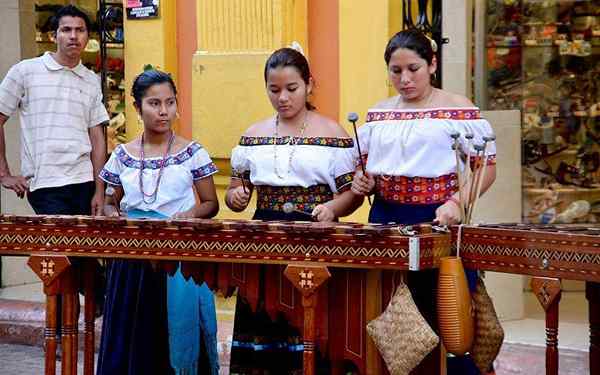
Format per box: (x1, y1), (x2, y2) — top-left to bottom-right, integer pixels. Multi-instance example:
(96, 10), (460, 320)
(587, 282), (600, 375)
(82, 260), (97, 375)
(284, 265), (331, 375)
(531, 277), (561, 375)
(28, 255), (77, 375)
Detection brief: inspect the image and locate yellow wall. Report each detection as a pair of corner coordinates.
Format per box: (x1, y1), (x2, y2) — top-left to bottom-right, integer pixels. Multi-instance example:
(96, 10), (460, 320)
(123, 0), (178, 139)
(338, 1), (403, 223)
(123, 0), (405, 222)
(192, 0), (306, 219)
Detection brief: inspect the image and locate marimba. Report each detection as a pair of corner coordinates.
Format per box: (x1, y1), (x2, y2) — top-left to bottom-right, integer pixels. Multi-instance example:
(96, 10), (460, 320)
(456, 223), (600, 375)
(0, 215), (451, 375)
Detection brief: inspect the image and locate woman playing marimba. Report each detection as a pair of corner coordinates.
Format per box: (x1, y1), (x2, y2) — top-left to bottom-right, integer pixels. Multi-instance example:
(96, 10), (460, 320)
(97, 70), (220, 375)
(225, 45), (363, 373)
(350, 29), (497, 374)
(226, 46), (362, 221)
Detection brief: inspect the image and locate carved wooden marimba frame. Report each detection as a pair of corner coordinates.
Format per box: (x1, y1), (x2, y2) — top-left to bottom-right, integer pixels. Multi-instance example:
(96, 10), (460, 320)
(0, 215), (451, 375)
(456, 223), (600, 375)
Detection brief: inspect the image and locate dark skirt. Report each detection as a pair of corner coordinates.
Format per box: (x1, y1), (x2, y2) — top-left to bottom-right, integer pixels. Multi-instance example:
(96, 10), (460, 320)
(229, 208), (306, 375)
(253, 208), (314, 221)
(97, 260), (173, 375)
(369, 197), (481, 375)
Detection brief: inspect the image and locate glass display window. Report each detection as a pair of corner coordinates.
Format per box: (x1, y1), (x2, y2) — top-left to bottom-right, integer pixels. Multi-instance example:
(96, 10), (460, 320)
(477, 0), (600, 223)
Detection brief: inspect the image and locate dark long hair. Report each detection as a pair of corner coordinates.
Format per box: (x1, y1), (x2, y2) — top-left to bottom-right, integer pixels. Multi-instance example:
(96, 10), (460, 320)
(131, 69), (178, 110)
(264, 48), (315, 110)
(384, 28), (435, 66)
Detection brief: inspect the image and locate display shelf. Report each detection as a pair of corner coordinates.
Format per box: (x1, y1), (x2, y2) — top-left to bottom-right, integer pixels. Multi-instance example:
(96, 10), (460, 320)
(480, 0), (600, 222)
(100, 0), (126, 152)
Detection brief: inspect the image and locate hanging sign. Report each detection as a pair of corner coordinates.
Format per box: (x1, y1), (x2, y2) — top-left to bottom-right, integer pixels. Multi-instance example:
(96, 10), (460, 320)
(126, 0), (159, 19)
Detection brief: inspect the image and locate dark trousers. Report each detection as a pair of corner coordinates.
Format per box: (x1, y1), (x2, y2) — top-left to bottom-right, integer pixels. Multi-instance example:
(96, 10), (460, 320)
(27, 181), (105, 336)
(27, 181), (95, 215)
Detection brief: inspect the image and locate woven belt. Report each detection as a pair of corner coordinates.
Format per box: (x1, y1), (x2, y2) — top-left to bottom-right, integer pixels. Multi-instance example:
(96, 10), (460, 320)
(375, 174), (458, 204)
(256, 184), (334, 213)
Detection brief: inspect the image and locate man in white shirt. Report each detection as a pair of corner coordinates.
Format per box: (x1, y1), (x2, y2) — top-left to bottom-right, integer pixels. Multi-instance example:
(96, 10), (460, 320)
(0, 4), (108, 216)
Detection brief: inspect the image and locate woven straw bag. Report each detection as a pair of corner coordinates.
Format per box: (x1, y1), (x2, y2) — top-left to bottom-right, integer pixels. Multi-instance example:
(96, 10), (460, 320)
(367, 281), (439, 375)
(471, 277), (504, 373)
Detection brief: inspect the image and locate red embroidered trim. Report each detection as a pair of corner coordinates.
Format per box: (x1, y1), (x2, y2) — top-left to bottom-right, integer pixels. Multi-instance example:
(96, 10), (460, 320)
(375, 174), (459, 204)
(366, 109), (481, 122)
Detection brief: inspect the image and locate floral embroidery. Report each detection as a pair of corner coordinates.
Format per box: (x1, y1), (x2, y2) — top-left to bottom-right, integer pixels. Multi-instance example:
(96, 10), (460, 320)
(239, 136), (353, 148)
(366, 109), (481, 123)
(99, 169), (121, 185)
(256, 184), (334, 213)
(115, 143), (206, 169)
(192, 162), (218, 179)
(335, 172), (354, 192)
(376, 173), (458, 204)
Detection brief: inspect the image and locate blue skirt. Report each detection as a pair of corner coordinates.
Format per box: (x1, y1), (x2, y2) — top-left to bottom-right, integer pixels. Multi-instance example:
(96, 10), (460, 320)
(368, 197), (442, 225)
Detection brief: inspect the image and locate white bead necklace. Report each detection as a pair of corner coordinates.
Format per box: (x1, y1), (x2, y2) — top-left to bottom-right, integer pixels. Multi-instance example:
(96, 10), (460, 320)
(273, 112), (309, 179)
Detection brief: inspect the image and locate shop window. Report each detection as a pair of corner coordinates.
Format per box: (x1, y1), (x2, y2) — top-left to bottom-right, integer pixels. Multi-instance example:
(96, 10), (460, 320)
(99, 1), (125, 152)
(477, 0), (600, 224)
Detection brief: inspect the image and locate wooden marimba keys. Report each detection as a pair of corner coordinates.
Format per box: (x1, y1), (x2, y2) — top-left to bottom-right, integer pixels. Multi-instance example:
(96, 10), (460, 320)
(455, 223), (600, 375)
(0, 214), (451, 375)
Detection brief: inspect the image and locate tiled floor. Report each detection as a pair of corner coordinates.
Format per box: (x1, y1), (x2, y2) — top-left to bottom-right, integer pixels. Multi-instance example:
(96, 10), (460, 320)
(0, 341), (588, 375)
(494, 343), (588, 375)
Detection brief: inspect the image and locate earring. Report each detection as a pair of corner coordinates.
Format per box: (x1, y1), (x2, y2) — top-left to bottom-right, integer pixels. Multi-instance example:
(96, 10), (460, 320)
(137, 115), (143, 125)
(176, 112), (181, 119)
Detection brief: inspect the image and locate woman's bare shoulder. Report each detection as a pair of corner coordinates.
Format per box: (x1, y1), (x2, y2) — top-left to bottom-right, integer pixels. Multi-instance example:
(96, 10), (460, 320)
(173, 135), (194, 151)
(242, 117), (275, 137)
(121, 139), (140, 155)
(371, 96), (399, 110)
(435, 90), (476, 108)
(309, 112), (351, 138)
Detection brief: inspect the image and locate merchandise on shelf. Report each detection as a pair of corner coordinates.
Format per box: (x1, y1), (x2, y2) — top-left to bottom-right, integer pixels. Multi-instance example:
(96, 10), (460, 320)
(484, 0), (600, 223)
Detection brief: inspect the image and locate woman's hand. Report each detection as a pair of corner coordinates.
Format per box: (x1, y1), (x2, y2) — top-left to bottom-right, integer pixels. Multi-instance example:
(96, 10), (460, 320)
(434, 200), (461, 225)
(312, 204), (336, 222)
(103, 204), (121, 217)
(351, 169), (376, 196)
(228, 185), (251, 211)
(173, 208), (196, 219)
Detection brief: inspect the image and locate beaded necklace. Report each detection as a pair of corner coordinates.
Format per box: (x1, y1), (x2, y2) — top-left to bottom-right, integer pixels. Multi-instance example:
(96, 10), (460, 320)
(139, 131), (175, 204)
(273, 113), (309, 179)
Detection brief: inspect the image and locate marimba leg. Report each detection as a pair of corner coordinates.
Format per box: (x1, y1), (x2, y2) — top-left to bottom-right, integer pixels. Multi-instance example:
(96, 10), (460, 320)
(27, 255), (72, 375)
(44, 294), (58, 375)
(61, 266), (79, 375)
(531, 277), (561, 375)
(587, 282), (600, 375)
(83, 260), (97, 375)
(284, 265), (331, 375)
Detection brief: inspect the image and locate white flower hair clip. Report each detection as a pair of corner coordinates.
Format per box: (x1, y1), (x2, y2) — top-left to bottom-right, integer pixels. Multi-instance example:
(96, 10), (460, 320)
(425, 35), (438, 53)
(288, 41), (305, 56)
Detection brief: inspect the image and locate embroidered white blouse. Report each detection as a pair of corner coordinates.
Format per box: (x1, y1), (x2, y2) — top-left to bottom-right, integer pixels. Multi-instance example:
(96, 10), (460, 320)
(358, 108), (496, 177)
(99, 142), (218, 217)
(230, 136), (355, 193)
